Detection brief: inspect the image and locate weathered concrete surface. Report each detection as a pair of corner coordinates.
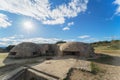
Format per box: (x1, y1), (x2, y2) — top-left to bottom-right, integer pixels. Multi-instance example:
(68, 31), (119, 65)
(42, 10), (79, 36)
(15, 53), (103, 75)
(2, 67), (58, 80)
(31, 58), (91, 79)
(31, 59), (76, 79)
(0, 64), (21, 79)
(74, 60), (91, 71)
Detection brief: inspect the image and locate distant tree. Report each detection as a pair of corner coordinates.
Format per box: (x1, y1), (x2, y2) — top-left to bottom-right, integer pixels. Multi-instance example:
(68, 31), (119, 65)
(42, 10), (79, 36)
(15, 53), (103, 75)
(111, 40), (120, 44)
(6, 45), (15, 52)
(110, 40), (120, 49)
(0, 48), (5, 52)
(91, 40), (111, 47)
(56, 41), (66, 44)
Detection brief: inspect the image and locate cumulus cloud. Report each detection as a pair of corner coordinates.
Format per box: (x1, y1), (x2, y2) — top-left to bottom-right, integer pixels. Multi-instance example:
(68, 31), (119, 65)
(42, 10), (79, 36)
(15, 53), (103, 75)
(104, 36), (119, 40)
(0, 35), (78, 46)
(63, 27), (70, 31)
(68, 22), (74, 26)
(63, 22), (74, 31)
(80, 38), (99, 43)
(78, 35), (90, 39)
(0, 0), (88, 25)
(0, 35), (62, 46)
(0, 42), (8, 46)
(114, 0), (120, 15)
(0, 13), (11, 28)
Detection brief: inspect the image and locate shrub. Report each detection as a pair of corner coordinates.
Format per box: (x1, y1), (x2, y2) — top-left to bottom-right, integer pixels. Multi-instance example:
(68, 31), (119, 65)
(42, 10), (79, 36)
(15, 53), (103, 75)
(6, 45), (15, 51)
(91, 62), (100, 74)
(56, 41), (66, 44)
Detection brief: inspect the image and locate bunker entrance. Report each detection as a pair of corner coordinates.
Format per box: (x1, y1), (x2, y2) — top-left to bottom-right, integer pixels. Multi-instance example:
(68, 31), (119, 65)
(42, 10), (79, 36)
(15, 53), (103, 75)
(32, 52), (38, 56)
(63, 51), (79, 56)
(10, 52), (17, 55)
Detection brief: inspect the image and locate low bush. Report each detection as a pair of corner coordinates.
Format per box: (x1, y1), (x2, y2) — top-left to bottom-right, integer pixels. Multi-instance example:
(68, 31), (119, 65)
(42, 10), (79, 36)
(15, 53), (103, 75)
(91, 62), (100, 74)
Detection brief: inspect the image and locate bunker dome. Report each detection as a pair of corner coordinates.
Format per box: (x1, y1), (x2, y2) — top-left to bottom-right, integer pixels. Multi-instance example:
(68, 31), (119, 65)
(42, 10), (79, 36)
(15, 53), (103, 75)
(38, 44), (58, 56)
(59, 42), (94, 57)
(9, 42), (40, 58)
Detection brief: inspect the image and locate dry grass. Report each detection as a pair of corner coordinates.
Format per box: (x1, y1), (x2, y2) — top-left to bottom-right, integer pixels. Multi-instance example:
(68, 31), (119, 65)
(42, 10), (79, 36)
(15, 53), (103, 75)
(94, 46), (120, 56)
(0, 53), (8, 59)
(95, 50), (120, 54)
(69, 67), (105, 80)
(69, 62), (120, 80)
(69, 46), (120, 80)
(0, 53), (8, 67)
(0, 53), (44, 67)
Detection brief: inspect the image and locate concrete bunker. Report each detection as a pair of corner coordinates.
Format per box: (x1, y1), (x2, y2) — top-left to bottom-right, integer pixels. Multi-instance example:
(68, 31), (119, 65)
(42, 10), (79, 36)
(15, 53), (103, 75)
(62, 51), (80, 56)
(38, 44), (57, 56)
(9, 42), (40, 58)
(9, 42), (95, 58)
(59, 42), (95, 57)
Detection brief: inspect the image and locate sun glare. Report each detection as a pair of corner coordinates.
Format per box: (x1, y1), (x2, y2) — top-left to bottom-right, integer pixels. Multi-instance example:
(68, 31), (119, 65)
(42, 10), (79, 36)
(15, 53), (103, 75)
(23, 21), (34, 31)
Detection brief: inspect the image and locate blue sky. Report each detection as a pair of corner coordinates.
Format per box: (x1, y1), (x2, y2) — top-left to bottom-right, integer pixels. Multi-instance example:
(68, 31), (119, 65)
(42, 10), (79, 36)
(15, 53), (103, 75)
(0, 0), (120, 46)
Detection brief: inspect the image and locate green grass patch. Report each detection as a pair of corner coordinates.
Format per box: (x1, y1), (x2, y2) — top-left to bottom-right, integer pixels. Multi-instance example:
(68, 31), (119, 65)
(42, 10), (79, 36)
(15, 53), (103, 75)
(91, 62), (100, 74)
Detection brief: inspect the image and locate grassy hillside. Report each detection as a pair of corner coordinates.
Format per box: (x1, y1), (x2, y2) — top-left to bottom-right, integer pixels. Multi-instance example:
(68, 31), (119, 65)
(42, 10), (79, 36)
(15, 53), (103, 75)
(91, 40), (120, 54)
(91, 40), (120, 50)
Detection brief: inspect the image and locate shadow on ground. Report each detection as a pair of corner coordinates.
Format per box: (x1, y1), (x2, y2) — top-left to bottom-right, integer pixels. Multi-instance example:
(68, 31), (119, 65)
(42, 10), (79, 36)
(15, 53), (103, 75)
(87, 53), (120, 66)
(2, 54), (46, 67)
(2, 53), (120, 67)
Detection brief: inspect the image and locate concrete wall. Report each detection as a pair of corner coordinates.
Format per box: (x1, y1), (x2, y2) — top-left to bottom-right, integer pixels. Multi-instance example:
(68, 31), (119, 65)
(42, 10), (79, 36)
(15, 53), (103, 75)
(26, 69), (48, 80)
(39, 44), (58, 56)
(2, 67), (55, 80)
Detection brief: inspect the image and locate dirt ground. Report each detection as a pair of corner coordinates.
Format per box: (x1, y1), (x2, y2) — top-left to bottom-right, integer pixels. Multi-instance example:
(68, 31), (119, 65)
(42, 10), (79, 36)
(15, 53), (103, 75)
(69, 50), (120, 80)
(0, 53), (45, 78)
(0, 51), (120, 80)
(0, 53), (45, 67)
(69, 63), (120, 80)
(31, 58), (91, 79)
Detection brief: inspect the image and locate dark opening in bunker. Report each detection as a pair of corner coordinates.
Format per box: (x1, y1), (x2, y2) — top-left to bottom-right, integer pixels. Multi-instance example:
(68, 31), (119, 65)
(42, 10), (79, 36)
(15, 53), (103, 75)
(46, 50), (48, 53)
(63, 51), (79, 56)
(10, 52), (16, 55)
(30, 77), (37, 80)
(33, 52), (38, 56)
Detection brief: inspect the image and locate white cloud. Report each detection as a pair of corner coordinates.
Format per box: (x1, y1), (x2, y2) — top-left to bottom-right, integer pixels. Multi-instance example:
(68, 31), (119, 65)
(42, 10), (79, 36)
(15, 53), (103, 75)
(80, 38), (99, 43)
(0, 0), (88, 25)
(43, 17), (65, 25)
(114, 0), (120, 15)
(0, 13), (11, 28)
(104, 36), (119, 40)
(65, 39), (76, 42)
(62, 22), (74, 31)
(78, 35), (90, 39)
(0, 35), (78, 46)
(68, 22), (74, 26)
(0, 42), (8, 46)
(63, 27), (70, 31)
(0, 35), (62, 46)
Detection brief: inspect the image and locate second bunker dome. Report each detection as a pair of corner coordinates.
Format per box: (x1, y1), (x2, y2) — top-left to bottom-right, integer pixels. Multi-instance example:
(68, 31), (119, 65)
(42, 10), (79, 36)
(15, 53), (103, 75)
(9, 42), (40, 58)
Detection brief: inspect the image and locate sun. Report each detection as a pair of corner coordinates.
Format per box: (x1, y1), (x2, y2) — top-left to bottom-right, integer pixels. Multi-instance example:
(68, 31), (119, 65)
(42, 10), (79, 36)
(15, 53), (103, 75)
(23, 21), (34, 31)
